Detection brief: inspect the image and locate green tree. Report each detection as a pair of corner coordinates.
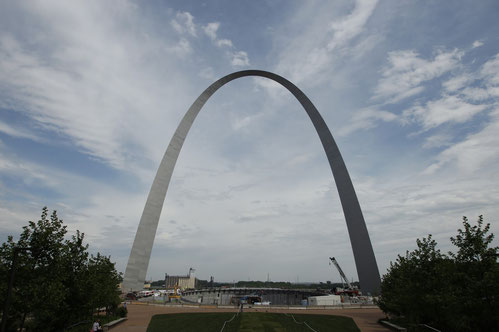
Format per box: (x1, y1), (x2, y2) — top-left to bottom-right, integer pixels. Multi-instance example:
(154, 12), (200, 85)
(0, 207), (122, 332)
(60, 230), (92, 325)
(446, 216), (499, 331)
(378, 216), (499, 331)
(86, 253), (121, 316)
(0, 208), (69, 331)
(378, 236), (451, 326)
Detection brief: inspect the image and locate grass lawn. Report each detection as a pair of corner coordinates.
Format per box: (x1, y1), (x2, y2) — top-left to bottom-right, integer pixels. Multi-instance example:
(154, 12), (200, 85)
(147, 313), (238, 332)
(147, 312), (360, 332)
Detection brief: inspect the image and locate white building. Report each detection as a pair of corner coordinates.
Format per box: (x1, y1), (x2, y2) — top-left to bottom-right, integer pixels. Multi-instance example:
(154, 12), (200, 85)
(308, 295), (342, 306)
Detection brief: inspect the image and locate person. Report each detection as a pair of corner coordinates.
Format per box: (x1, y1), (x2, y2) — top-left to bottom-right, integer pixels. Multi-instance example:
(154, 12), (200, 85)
(92, 319), (103, 332)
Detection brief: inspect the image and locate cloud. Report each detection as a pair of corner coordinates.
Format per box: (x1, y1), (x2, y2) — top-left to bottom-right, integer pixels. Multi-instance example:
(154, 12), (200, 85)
(0, 2), (255, 277)
(374, 49), (463, 103)
(203, 22), (234, 48)
(472, 40), (484, 48)
(443, 74), (473, 92)
(396, 51), (498, 132)
(460, 87), (495, 102)
(440, 55), (499, 102)
(338, 108), (397, 136)
(274, 0), (379, 85)
(286, 47), (330, 84)
(234, 209), (281, 223)
(403, 95), (487, 130)
(481, 54), (499, 86)
(203, 22), (219, 40)
(327, 0), (378, 51)
(422, 133), (453, 149)
(168, 38), (192, 56)
(1, 0), (499, 283)
(421, 53), (499, 173)
(0, 149), (49, 185)
(217, 39), (233, 48)
(0, 145), (146, 266)
(171, 11), (197, 36)
(231, 51), (250, 67)
(424, 107), (499, 174)
(0, 3), (197, 173)
(0, 119), (40, 141)
(198, 67), (215, 80)
(176, 15), (244, 69)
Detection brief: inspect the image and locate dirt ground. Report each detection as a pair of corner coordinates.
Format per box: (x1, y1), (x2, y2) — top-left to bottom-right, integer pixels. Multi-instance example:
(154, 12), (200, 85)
(112, 304), (390, 332)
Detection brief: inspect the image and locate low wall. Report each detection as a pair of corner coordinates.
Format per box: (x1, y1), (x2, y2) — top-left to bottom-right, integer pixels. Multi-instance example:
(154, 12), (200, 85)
(181, 288), (320, 305)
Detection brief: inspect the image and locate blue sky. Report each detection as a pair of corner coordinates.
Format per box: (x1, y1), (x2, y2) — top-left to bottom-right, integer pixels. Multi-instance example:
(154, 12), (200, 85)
(1, 0), (498, 284)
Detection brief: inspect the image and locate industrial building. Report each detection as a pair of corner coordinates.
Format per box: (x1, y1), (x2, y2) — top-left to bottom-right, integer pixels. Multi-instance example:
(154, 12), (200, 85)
(165, 268), (196, 290)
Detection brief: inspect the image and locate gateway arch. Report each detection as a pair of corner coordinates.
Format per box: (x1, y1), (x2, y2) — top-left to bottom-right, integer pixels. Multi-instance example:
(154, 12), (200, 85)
(123, 70), (381, 294)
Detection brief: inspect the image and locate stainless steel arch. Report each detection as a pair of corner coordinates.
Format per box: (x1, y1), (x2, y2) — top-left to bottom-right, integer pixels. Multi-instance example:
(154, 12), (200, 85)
(123, 70), (381, 294)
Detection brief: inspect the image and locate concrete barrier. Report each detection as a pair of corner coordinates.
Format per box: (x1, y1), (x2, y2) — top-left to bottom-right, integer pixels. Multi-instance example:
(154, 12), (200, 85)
(103, 318), (127, 331)
(380, 320), (407, 331)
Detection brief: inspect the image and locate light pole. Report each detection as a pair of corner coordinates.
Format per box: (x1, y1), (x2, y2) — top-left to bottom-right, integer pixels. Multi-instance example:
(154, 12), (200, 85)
(1, 246), (32, 332)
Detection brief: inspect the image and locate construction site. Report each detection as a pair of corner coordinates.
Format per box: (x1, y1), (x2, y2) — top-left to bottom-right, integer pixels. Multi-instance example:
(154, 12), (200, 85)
(129, 257), (375, 307)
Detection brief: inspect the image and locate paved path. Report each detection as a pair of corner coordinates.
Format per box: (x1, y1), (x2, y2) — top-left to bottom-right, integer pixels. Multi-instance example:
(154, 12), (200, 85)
(114, 304), (390, 332)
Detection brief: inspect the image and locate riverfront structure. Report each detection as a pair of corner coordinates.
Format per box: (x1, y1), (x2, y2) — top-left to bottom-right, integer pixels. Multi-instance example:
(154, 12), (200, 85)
(165, 268), (196, 290)
(123, 70), (381, 294)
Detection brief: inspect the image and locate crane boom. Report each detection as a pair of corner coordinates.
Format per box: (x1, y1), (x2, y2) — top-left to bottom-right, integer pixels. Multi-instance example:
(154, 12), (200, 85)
(329, 257), (352, 289)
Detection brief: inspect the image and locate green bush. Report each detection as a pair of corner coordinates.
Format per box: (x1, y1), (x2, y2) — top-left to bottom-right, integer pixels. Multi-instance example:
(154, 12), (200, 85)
(117, 306), (128, 318)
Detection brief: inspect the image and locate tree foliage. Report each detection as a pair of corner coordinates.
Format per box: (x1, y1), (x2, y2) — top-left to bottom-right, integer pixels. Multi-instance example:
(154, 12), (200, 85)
(0, 207), (122, 332)
(378, 216), (499, 331)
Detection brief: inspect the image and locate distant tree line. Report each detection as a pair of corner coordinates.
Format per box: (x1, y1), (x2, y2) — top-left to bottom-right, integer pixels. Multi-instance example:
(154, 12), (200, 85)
(233, 280), (352, 290)
(0, 207), (122, 332)
(191, 279), (355, 290)
(378, 216), (499, 331)
(147, 278), (353, 291)
(149, 279), (164, 287)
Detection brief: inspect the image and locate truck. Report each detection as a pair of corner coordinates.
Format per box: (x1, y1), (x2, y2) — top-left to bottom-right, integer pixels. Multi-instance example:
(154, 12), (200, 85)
(329, 257), (361, 296)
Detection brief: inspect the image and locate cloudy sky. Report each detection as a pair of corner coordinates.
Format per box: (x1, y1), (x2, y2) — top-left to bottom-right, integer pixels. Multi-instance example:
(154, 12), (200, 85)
(1, 0), (498, 284)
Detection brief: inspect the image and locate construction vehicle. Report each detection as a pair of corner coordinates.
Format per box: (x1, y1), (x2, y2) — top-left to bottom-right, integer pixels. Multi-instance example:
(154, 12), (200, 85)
(169, 284), (182, 302)
(329, 257), (361, 296)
